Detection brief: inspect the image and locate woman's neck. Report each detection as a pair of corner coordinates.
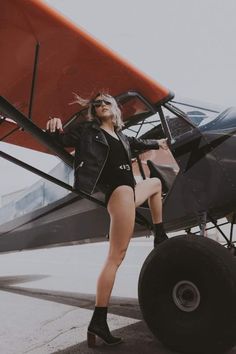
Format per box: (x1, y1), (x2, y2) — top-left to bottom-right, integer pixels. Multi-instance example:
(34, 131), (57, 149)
(100, 120), (115, 132)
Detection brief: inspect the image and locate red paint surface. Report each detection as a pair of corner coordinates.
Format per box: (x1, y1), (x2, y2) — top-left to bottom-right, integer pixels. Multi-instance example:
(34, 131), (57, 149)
(0, 0), (171, 153)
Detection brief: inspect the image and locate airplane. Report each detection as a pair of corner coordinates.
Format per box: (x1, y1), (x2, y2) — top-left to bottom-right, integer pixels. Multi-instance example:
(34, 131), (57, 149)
(0, 1), (236, 353)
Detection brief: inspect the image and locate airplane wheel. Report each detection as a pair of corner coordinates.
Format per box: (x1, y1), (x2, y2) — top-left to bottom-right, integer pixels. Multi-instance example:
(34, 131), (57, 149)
(138, 234), (236, 354)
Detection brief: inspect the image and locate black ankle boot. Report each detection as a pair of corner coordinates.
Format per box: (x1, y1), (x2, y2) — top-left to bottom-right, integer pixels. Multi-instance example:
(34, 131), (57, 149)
(153, 222), (168, 248)
(87, 306), (122, 347)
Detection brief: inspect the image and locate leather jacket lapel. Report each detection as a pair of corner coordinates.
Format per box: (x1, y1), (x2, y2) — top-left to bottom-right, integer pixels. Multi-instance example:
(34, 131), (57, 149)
(116, 131), (131, 161)
(91, 120), (108, 146)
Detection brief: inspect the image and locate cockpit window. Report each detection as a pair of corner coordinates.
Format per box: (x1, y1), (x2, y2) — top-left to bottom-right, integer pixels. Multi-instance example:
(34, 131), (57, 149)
(161, 103), (195, 142)
(170, 98), (223, 127)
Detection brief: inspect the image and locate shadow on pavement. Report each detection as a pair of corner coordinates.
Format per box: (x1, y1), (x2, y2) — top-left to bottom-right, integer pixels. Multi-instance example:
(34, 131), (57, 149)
(53, 317), (236, 354)
(0, 284), (141, 320)
(53, 321), (180, 354)
(0, 274), (49, 286)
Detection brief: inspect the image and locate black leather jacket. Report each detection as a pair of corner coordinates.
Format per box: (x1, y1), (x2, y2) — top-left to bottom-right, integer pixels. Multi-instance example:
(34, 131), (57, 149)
(49, 119), (159, 194)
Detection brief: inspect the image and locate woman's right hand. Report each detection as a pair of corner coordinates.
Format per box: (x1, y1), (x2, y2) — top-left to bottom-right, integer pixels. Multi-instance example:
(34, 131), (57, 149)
(46, 117), (63, 132)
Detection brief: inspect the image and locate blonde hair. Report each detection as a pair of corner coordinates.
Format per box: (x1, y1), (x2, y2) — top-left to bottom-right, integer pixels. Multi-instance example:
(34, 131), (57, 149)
(70, 92), (124, 131)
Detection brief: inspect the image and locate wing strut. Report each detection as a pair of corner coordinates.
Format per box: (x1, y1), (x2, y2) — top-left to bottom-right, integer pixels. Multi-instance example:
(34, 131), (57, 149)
(0, 150), (105, 207)
(28, 42), (40, 120)
(0, 150), (152, 231)
(0, 96), (73, 167)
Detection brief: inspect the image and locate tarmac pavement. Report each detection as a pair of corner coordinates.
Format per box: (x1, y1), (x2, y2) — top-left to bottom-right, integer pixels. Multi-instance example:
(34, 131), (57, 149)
(0, 237), (235, 354)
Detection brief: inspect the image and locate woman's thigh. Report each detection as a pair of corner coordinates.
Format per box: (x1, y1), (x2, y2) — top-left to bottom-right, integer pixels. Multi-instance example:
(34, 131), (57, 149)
(135, 177), (161, 208)
(107, 185), (136, 255)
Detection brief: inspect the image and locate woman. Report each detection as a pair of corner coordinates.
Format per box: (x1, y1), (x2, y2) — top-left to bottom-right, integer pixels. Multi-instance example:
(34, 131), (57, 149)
(46, 93), (168, 347)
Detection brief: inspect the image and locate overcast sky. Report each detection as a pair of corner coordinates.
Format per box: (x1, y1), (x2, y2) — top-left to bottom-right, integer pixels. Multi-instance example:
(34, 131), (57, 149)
(1, 0), (236, 198)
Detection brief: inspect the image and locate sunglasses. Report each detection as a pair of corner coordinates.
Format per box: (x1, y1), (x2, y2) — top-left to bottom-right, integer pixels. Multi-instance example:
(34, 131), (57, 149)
(92, 99), (111, 108)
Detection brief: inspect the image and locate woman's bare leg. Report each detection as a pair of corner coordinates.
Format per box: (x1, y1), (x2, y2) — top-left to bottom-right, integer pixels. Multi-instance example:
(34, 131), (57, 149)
(135, 177), (162, 223)
(135, 177), (167, 247)
(96, 186), (135, 306)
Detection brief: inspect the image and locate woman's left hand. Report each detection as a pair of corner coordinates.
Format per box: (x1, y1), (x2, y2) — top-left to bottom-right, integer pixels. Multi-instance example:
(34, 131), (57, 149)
(158, 138), (169, 150)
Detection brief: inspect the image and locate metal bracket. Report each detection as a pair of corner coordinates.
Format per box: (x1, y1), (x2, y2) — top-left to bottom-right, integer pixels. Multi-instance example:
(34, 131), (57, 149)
(197, 211), (207, 236)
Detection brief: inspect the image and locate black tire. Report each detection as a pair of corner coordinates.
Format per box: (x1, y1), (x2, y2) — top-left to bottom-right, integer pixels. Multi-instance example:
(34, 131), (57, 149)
(138, 235), (236, 354)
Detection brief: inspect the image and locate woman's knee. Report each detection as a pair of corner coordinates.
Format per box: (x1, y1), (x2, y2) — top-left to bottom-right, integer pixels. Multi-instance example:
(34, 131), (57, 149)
(150, 177), (162, 193)
(108, 248), (127, 267)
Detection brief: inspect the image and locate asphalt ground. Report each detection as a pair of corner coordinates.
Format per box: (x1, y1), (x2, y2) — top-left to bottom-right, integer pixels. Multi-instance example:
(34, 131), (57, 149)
(0, 237), (235, 354)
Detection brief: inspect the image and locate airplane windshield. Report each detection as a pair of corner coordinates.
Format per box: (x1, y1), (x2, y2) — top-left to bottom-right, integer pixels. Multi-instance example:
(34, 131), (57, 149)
(161, 102), (195, 142)
(169, 98), (224, 128)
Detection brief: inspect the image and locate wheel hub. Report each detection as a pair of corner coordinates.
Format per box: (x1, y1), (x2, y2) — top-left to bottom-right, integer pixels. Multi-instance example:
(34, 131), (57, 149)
(172, 280), (200, 312)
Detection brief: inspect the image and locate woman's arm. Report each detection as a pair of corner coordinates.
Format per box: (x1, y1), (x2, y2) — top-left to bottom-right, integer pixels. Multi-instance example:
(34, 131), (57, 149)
(46, 117), (83, 147)
(126, 135), (168, 154)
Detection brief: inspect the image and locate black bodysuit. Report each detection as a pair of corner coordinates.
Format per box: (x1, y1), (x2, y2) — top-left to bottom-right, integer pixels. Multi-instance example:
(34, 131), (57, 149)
(97, 129), (135, 205)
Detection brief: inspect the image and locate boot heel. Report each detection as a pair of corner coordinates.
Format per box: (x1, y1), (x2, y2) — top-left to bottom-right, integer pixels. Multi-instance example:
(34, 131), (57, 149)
(87, 331), (96, 347)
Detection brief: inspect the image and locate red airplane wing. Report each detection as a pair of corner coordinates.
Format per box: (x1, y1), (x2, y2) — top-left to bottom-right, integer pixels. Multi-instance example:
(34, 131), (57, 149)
(0, 0), (173, 153)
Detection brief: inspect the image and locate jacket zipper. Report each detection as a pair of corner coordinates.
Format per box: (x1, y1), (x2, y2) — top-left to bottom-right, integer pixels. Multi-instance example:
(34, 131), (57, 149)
(75, 161), (84, 171)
